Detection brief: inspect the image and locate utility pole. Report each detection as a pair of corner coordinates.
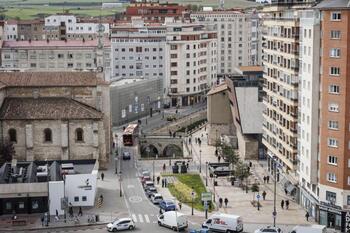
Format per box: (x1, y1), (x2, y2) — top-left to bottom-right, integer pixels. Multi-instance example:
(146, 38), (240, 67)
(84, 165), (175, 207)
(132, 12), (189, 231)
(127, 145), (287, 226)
(199, 149), (202, 173)
(191, 188), (195, 216)
(273, 160), (277, 227)
(205, 162), (208, 186)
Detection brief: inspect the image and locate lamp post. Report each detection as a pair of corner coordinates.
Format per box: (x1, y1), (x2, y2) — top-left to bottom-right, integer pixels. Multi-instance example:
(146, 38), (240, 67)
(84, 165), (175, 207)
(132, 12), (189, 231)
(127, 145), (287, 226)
(119, 172), (122, 197)
(273, 159), (277, 227)
(199, 149), (202, 173)
(205, 162), (208, 186)
(213, 175), (216, 203)
(191, 187), (195, 216)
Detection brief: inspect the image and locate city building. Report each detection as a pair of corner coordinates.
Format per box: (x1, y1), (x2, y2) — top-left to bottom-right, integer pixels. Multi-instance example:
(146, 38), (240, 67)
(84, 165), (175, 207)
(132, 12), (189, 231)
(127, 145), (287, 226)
(316, 0), (350, 230)
(0, 39), (111, 80)
(165, 21), (217, 107)
(3, 21), (17, 41)
(261, 0), (315, 191)
(298, 9), (321, 221)
(17, 19), (45, 41)
(191, 9), (261, 74)
(110, 77), (163, 126)
(0, 159), (98, 216)
(0, 72), (111, 169)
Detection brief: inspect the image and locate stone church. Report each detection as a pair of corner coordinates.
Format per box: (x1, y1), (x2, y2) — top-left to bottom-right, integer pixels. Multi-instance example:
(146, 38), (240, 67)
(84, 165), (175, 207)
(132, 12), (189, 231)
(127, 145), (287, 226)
(0, 72), (111, 169)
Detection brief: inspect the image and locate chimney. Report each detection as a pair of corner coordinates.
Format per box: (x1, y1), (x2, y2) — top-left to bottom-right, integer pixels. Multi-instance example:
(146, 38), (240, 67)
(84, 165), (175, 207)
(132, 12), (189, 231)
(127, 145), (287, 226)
(28, 38), (31, 43)
(46, 38), (49, 43)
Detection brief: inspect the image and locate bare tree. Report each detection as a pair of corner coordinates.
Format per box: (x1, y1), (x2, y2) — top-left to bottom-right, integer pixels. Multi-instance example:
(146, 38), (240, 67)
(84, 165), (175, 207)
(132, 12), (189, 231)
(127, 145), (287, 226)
(0, 139), (15, 165)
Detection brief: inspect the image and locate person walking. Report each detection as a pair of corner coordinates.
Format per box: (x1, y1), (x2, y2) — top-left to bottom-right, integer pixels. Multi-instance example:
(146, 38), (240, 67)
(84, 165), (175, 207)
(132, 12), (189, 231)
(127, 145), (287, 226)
(161, 178), (164, 188)
(219, 197), (223, 208)
(41, 215), (45, 226)
(263, 176), (266, 184)
(284, 188), (288, 195)
(101, 172), (105, 181)
(280, 200), (284, 209)
(157, 176), (160, 185)
(266, 175), (270, 183)
(100, 194), (104, 204)
(164, 178), (168, 187)
(178, 202), (182, 210)
(305, 211), (310, 221)
(78, 207), (83, 216)
(285, 200), (289, 210)
(215, 149), (218, 156)
(218, 156), (221, 163)
(224, 198), (228, 208)
(262, 191), (267, 200)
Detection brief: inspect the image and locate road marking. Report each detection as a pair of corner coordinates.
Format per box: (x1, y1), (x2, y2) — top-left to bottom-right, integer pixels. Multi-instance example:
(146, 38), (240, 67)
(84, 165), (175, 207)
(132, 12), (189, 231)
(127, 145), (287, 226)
(144, 214), (150, 223)
(129, 196), (142, 203)
(138, 214), (144, 223)
(132, 214), (137, 222)
(127, 184), (135, 189)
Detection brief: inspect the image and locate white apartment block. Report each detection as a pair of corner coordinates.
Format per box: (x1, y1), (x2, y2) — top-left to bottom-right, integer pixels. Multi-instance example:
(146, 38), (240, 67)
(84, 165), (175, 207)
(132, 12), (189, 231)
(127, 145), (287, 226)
(0, 39), (111, 79)
(298, 9), (321, 218)
(3, 23), (17, 41)
(191, 10), (260, 74)
(165, 22), (217, 107)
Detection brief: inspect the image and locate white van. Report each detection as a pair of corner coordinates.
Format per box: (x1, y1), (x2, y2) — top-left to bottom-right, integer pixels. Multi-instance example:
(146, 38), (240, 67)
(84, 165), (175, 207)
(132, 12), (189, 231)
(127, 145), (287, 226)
(157, 211), (188, 231)
(291, 225), (326, 233)
(202, 213), (243, 233)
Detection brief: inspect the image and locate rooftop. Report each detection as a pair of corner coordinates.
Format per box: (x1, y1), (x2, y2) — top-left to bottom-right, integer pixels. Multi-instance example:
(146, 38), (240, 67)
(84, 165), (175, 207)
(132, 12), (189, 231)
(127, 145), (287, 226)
(0, 97), (103, 120)
(207, 84), (228, 96)
(0, 72), (107, 87)
(2, 39), (111, 48)
(314, 0), (350, 9)
(238, 66), (264, 72)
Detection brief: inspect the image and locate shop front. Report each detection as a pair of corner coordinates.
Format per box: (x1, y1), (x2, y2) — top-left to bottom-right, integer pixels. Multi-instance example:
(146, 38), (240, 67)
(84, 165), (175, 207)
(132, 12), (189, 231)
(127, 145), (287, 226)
(319, 202), (345, 231)
(0, 196), (48, 215)
(300, 187), (319, 219)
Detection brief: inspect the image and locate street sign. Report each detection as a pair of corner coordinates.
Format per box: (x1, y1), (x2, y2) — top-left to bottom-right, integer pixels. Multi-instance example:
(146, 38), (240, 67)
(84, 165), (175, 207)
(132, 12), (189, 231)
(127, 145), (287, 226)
(201, 192), (212, 201)
(256, 194), (261, 200)
(272, 211), (277, 217)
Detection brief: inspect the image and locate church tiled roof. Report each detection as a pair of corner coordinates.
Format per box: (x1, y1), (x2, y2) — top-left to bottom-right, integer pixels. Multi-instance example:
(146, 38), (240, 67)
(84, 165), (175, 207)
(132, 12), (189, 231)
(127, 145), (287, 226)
(0, 72), (107, 88)
(0, 97), (103, 120)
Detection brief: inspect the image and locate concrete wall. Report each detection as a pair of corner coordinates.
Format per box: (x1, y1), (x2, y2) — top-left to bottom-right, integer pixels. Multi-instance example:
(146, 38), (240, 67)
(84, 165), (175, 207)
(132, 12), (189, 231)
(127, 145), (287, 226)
(49, 181), (65, 215)
(0, 183), (47, 198)
(207, 90), (232, 125)
(236, 129), (259, 160)
(208, 123), (234, 146)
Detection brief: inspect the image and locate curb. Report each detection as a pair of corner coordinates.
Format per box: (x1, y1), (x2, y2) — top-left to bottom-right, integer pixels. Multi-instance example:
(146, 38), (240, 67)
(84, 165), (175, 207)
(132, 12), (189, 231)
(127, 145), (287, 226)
(0, 221), (108, 231)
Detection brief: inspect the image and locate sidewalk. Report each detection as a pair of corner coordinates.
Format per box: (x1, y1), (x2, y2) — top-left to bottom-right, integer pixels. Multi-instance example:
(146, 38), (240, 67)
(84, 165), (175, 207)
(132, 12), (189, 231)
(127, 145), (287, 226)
(182, 127), (315, 226)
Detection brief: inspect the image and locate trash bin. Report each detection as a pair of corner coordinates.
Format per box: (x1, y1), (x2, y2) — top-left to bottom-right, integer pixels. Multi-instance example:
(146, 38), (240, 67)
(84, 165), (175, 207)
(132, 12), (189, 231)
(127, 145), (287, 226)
(180, 165), (187, 173)
(172, 165), (179, 173)
(95, 215), (99, 222)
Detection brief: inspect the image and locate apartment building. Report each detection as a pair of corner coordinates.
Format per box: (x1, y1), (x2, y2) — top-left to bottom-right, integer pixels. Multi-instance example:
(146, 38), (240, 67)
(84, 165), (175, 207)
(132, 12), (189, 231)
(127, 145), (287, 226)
(165, 22), (217, 107)
(298, 9), (321, 220)
(191, 9), (260, 74)
(315, 0), (350, 230)
(0, 39), (111, 80)
(110, 19), (166, 82)
(261, 0), (315, 192)
(3, 21), (17, 41)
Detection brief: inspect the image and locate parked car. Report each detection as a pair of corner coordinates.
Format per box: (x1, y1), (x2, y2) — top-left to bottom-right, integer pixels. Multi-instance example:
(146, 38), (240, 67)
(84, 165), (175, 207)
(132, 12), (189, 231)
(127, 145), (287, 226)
(145, 186), (157, 197)
(106, 218), (135, 232)
(202, 213), (243, 233)
(159, 200), (176, 213)
(143, 181), (154, 190)
(158, 211), (188, 231)
(141, 176), (151, 185)
(141, 170), (150, 178)
(122, 151), (131, 160)
(290, 225), (326, 233)
(189, 229), (212, 233)
(151, 193), (163, 204)
(254, 226), (282, 233)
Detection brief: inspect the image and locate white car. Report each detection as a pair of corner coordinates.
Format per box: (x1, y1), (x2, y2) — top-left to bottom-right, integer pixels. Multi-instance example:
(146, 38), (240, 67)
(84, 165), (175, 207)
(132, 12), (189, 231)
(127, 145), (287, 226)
(151, 193), (163, 204)
(107, 218), (135, 232)
(254, 226), (282, 233)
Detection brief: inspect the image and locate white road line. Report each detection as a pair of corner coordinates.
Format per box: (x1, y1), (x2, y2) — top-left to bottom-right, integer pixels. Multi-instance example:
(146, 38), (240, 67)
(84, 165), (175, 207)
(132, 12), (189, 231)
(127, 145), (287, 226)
(138, 214), (144, 223)
(144, 214), (150, 223)
(131, 214), (137, 222)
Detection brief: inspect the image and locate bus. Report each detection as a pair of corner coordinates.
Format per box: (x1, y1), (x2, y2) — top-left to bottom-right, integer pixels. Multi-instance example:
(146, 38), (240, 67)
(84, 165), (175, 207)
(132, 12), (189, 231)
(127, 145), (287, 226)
(123, 124), (139, 146)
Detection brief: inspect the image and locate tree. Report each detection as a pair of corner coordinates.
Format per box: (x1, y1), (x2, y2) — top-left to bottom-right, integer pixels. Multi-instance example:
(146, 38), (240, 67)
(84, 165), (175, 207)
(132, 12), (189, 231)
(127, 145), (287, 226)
(234, 160), (251, 192)
(0, 139), (15, 165)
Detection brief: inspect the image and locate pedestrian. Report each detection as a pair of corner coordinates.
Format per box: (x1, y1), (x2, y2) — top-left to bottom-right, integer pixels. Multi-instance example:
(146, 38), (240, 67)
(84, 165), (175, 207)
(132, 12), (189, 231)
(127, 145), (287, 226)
(163, 163), (166, 172)
(281, 200), (284, 209)
(101, 172), (105, 181)
(262, 190), (267, 200)
(100, 194), (104, 203)
(219, 197), (223, 208)
(164, 178), (168, 187)
(161, 178), (164, 188)
(305, 211), (310, 221)
(186, 162), (189, 169)
(224, 198), (228, 208)
(284, 188), (288, 195)
(41, 215), (45, 226)
(249, 161), (252, 167)
(78, 207), (83, 216)
(169, 130), (172, 137)
(178, 202), (182, 210)
(218, 156), (221, 163)
(69, 207), (73, 218)
(157, 176), (160, 185)
(263, 176), (266, 184)
(215, 149), (218, 156)
(266, 175), (270, 183)
(189, 137), (192, 144)
(285, 200), (289, 210)
(198, 139), (201, 147)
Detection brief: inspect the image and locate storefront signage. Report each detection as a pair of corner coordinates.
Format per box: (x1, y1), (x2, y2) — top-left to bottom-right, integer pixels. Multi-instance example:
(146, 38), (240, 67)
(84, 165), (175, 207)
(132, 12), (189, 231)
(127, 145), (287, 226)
(346, 211), (350, 232)
(78, 179), (92, 190)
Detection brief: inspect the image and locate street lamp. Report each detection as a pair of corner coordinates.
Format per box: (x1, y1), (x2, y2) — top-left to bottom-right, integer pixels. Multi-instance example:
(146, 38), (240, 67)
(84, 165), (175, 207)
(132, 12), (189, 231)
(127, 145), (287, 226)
(213, 175), (217, 203)
(273, 158), (277, 227)
(119, 172), (123, 197)
(191, 187), (195, 216)
(205, 162), (208, 186)
(199, 149), (202, 173)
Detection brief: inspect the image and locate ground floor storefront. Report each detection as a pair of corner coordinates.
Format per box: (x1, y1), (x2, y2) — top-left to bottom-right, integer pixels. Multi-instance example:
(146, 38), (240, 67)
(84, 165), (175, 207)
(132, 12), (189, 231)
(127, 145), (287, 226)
(0, 196), (48, 215)
(170, 93), (206, 107)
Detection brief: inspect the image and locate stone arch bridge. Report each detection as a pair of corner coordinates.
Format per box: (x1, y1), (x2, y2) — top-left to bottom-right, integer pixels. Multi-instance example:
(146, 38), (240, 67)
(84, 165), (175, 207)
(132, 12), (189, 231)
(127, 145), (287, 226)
(139, 135), (184, 158)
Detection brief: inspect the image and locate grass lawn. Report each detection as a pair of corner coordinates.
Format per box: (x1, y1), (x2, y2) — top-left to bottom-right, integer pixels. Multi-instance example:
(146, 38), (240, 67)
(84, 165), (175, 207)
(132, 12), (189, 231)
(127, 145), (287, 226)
(165, 174), (212, 211)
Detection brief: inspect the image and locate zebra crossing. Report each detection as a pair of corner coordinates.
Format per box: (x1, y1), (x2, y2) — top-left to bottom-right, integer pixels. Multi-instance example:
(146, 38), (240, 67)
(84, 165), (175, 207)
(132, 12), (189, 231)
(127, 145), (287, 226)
(131, 213), (157, 224)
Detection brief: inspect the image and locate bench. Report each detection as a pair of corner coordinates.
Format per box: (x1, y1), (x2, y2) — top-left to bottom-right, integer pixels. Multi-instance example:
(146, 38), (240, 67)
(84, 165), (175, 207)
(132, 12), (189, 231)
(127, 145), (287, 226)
(12, 220), (26, 226)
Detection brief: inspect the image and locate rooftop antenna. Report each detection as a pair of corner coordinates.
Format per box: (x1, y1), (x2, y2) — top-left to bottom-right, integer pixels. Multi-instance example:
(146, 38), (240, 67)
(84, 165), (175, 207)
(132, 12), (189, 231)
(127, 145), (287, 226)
(219, 0), (224, 9)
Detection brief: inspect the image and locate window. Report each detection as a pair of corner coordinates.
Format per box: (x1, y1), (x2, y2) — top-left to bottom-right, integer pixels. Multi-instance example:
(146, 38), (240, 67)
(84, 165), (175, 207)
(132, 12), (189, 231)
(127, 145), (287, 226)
(74, 196), (79, 202)
(76, 128), (84, 142)
(327, 173), (337, 183)
(328, 155), (338, 165)
(330, 67), (340, 76)
(170, 45), (177, 50)
(170, 54), (177, 58)
(326, 191), (337, 204)
(171, 62), (177, 67)
(82, 196), (87, 202)
(328, 121), (339, 130)
(328, 103), (339, 112)
(328, 138), (338, 148)
(8, 129), (16, 143)
(331, 12), (341, 21)
(57, 54), (64, 59)
(170, 71), (177, 75)
(44, 128), (52, 142)
(170, 79), (177, 84)
(329, 85), (340, 94)
(136, 47), (142, 53)
(330, 48), (340, 58)
(330, 30), (341, 39)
